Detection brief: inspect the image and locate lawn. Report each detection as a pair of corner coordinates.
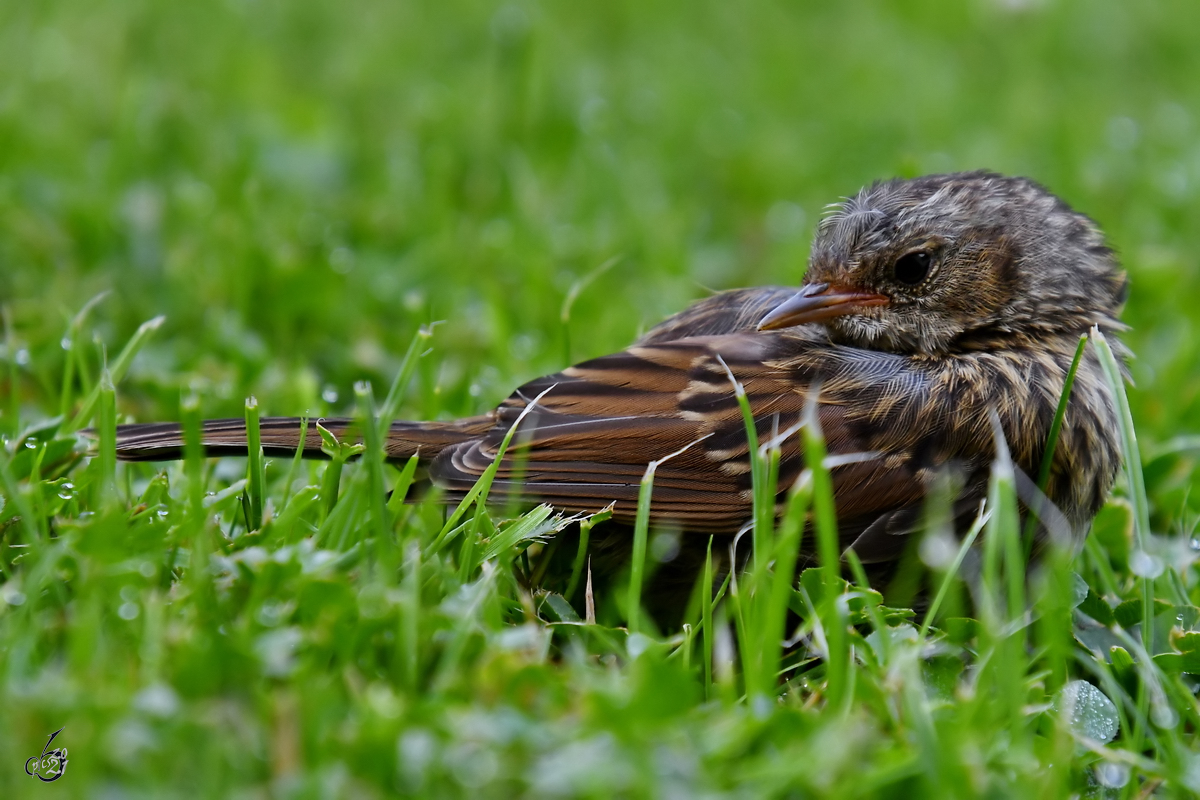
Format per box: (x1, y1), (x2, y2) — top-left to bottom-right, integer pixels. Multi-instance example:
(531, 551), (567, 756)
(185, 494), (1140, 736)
(2, 0), (1199, 796)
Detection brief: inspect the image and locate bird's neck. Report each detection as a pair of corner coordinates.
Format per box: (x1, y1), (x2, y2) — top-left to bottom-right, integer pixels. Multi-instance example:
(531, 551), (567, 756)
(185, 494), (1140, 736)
(932, 332), (1123, 527)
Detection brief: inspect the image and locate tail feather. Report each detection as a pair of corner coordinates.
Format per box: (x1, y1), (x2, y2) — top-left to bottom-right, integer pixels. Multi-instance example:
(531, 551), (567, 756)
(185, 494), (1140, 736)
(113, 414), (495, 463)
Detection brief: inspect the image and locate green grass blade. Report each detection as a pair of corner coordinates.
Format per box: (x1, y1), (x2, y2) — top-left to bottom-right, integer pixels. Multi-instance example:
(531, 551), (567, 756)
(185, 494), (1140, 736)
(387, 453), (421, 516)
(1024, 333), (1088, 554)
(58, 290), (110, 419)
(356, 381), (391, 546)
(919, 506), (988, 639)
(1092, 328), (1155, 653)
(279, 417), (309, 512)
(97, 367), (118, 508)
(802, 392), (838, 579)
(560, 255), (621, 363)
(244, 395), (264, 530)
(379, 325), (435, 427)
(627, 465), (656, 634)
(762, 473), (810, 685)
(3, 306), (19, 437)
(181, 393), (205, 517)
(428, 384), (557, 556)
(703, 535), (715, 698)
(66, 315), (165, 433)
(628, 435), (713, 634)
(714, 355), (770, 573)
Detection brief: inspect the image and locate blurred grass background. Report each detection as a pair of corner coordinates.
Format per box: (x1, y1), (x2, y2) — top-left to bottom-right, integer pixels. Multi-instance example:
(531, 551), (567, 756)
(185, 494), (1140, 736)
(4, 0), (1199, 445)
(3, 0), (1200, 795)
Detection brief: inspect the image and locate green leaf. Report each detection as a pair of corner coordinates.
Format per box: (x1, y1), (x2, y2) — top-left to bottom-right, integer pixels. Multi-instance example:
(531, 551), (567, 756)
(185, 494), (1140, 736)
(1113, 598), (1172, 630)
(1077, 588), (1115, 627)
(7, 436), (79, 481)
(941, 617), (979, 644)
(1109, 645), (1137, 687)
(539, 592), (581, 623)
(478, 504), (561, 563)
(797, 568), (914, 626)
(1154, 631), (1200, 674)
(1090, 499), (1133, 572)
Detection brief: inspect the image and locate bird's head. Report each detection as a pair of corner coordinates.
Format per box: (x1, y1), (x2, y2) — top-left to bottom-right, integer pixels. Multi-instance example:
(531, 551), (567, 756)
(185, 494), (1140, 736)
(758, 171), (1128, 354)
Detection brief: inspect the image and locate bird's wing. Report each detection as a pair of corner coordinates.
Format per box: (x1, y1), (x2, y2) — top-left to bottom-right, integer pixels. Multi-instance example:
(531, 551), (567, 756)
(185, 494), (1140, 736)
(431, 330), (965, 543)
(636, 286), (798, 344)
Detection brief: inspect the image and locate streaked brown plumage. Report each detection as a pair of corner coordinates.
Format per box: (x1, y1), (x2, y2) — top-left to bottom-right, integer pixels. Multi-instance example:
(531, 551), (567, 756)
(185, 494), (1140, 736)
(113, 171), (1128, 613)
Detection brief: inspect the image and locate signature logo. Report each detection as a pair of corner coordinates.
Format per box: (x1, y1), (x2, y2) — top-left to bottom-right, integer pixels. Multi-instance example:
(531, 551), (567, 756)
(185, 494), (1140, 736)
(24, 727), (68, 783)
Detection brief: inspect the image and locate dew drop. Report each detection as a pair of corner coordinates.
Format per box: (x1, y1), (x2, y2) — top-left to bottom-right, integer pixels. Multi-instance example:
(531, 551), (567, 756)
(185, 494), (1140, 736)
(1151, 699), (1179, 729)
(1095, 761), (1130, 788)
(134, 683), (180, 718)
(1129, 550), (1165, 579)
(1056, 680), (1120, 743)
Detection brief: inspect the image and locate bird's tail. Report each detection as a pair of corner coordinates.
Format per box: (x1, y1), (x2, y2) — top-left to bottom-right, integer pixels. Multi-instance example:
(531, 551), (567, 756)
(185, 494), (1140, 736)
(113, 415), (495, 463)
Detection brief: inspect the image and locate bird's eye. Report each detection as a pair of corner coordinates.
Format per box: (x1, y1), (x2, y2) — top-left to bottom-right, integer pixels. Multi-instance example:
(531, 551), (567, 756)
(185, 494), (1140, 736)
(892, 252), (933, 286)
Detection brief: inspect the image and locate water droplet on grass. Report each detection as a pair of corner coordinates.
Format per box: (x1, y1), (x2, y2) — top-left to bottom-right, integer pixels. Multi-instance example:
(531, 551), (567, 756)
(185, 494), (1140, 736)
(255, 627), (302, 677)
(1151, 699), (1179, 729)
(1130, 550), (1165, 578)
(1095, 761), (1130, 788)
(750, 693), (774, 719)
(398, 728), (438, 789)
(626, 632), (653, 660)
(134, 683), (180, 718)
(1056, 680), (1119, 743)
(919, 530), (958, 569)
(365, 683), (402, 719)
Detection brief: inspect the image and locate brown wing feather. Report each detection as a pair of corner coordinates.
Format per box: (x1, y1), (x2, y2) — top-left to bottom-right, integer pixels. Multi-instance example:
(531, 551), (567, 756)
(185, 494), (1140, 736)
(114, 415), (494, 462)
(636, 286), (798, 344)
(429, 328), (945, 539)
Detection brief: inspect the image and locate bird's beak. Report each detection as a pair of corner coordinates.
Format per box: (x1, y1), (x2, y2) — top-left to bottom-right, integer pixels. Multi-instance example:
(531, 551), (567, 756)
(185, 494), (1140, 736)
(757, 282), (890, 331)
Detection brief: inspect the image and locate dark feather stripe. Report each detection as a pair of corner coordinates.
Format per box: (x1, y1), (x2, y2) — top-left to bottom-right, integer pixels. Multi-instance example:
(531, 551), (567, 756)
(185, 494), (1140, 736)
(114, 415), (493, 463)
(114, 417), (335, 461)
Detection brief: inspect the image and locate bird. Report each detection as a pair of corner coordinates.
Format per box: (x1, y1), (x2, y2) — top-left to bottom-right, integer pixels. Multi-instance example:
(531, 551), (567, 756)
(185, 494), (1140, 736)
(112, 171), (1128, 620)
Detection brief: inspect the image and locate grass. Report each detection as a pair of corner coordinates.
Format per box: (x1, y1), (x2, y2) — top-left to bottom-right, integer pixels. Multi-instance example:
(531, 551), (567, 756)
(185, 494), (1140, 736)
(3, 0), (1200, 796)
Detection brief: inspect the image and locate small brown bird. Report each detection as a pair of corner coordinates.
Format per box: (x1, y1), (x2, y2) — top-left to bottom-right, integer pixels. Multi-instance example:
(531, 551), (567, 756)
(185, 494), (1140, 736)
(114, 171), (1127, 613)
